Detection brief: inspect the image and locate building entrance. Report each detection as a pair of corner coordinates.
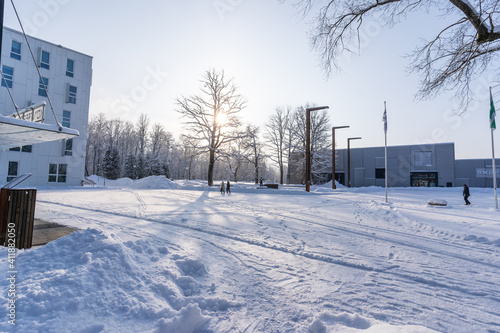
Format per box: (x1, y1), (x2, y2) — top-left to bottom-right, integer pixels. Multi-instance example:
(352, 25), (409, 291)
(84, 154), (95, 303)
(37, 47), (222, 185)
(411, 172), (438, 187)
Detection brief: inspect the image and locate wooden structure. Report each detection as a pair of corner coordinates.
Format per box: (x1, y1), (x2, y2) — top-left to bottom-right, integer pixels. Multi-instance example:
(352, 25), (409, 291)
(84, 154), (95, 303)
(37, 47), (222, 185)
(0, 188), (36, 249)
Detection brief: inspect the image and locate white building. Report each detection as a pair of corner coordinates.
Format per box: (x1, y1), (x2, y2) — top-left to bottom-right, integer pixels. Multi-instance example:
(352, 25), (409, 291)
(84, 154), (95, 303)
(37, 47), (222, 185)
(0, 27), (92, 187)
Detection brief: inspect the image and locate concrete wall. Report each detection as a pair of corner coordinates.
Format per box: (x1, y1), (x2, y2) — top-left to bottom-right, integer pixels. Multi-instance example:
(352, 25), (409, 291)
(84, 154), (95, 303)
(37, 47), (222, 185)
(455, 158), (500, 188)
(336, 143), (456, 187)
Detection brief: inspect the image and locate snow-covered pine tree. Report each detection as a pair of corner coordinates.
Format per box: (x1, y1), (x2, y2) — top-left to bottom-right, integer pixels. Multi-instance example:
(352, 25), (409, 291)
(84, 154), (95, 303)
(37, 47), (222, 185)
(102, 147), (121, 180)
(123, 153), (137, 179)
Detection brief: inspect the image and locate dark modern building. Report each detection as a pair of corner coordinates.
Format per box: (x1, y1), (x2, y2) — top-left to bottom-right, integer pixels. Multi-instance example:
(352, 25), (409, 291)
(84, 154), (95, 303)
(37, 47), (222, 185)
(455, 158), (500, 187)
(331, 142), (499, 188)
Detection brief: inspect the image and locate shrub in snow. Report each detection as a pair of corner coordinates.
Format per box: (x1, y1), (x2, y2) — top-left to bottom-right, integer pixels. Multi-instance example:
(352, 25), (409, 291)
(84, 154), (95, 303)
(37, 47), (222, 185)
(427, 199), (447, 206)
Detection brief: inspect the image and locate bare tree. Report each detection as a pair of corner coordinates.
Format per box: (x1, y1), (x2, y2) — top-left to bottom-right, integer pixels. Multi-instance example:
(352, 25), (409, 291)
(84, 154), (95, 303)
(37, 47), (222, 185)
(135, 114), (150, 178)
(176, 69), (247, 186)
(147, 123), (167, 175)
(136, 113), (150, 157)
(265, 106), (293, 184)
(243, 124), (266, 184)
(225, 133), (247, 182)
(290, 0), (500, 111)
(178, 135), (204, 180)
(86, 113), (109, 176)
(117, 121), (137, 176)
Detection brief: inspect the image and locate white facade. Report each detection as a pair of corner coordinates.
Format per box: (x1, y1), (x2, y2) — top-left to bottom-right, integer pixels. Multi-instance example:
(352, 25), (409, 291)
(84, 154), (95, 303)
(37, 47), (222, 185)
(0, 27), (92, 187)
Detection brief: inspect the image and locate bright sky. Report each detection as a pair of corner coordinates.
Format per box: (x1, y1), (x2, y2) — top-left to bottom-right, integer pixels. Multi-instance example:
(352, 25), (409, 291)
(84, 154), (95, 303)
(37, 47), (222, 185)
(3, 0), (499, 159)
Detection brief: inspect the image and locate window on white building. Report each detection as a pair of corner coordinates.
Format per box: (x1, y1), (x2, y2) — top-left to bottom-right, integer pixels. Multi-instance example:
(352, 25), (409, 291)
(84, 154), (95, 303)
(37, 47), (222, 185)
(48, 163), (67, 183)
(38, 77), (48, 97)
(67, 85), (77, 104)
(9, 145), (32, 152)
(62, 110), (71, 127)
(1, 66), (14, 88)
(10, 41), (21, 60)
(64, 139), (73, 156)
(7, 161), (18, 182)
(66, 59), (74, 77)
(40, 50), (50, 70)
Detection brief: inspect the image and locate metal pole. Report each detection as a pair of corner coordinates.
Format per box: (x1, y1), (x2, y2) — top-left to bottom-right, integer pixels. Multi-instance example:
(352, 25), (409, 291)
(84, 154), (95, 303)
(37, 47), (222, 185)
(491, 127), (498, 209)
(332, 128), (335, 189)
(347, 137), (361, 188)
(385, 131), (388, 203)
(383, 101), (388, 203)
(0, 0), (4, 61)
(332, 126), (349, 189)
(306, 109), (311, 192)
(305, 106), (329, 192)
(347, 139), (351, 188)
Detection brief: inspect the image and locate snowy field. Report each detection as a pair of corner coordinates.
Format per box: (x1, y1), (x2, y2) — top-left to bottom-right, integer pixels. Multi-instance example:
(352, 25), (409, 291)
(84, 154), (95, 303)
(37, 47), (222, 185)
(1, 176), (499, 332)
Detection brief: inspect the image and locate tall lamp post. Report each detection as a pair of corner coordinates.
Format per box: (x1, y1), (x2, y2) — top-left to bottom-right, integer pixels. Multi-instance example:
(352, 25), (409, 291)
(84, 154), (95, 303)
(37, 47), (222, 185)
(332, 126), (349, 189)
(347, 137), (361, 188)
(306, 106), (329, 192)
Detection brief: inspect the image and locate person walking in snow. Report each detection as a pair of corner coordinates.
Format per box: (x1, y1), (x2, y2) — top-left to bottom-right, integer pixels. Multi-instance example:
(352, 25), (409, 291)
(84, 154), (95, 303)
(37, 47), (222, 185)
(226, 181), (231, 193)
(220, 181), (225, 194)
(463, 184), (471, 205)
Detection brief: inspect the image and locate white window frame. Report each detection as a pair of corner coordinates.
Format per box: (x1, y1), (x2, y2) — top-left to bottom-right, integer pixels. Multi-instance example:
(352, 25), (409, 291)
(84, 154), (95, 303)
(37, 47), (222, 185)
(40, 49), (50, 70)
(39, 77), (49, 97)
(7, 161), (18, 182)
(62, 110), (71, 127)
(63, 138), (73, 156)
(10, 40), (21, 60)
(1, 65), (14, 88)
(66, 58), (74, 77)
(67, 85), (77, 104)
(48, 163), (67, 183)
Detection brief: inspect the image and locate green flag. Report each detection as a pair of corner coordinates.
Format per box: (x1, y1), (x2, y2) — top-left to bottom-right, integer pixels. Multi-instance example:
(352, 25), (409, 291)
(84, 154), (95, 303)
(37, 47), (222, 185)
(491, 88), (497, 130)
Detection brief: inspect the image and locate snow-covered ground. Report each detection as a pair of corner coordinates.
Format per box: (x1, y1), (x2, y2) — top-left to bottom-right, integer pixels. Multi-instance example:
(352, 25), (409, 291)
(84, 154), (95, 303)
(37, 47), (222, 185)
(1, 176), (499, 332)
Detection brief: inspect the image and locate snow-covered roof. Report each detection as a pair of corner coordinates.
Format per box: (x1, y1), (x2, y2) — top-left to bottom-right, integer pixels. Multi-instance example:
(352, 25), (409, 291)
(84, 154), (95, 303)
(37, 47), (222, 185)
(0, 115), (79, 150)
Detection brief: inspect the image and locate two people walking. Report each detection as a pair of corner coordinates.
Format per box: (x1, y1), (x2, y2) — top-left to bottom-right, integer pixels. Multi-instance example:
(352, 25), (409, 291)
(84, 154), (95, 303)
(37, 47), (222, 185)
(220, 181), (231, 194)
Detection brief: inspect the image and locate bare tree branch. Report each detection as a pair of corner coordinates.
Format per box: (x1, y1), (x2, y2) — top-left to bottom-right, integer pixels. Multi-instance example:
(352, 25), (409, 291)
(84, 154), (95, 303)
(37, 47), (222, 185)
(288, 0), (500, 112)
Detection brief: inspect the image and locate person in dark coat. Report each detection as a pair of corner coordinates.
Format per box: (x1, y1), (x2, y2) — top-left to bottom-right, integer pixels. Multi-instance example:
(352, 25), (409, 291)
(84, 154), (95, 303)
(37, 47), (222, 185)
(463, 184), (471, 205)
(226, 181), (231, 193)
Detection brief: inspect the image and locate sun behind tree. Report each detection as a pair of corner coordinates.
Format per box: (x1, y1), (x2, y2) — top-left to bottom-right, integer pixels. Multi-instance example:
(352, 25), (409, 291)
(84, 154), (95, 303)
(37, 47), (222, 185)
(176, 69), (247, 186)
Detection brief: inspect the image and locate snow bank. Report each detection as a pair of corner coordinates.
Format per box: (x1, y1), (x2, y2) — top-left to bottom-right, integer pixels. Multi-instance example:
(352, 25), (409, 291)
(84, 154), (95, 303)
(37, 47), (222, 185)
(0, 228), (212, 332)
(321, 180), (346, 189)
(87, 175), (178, 189)
(308, 311), (438, 332)
(130, 176), (179, 189)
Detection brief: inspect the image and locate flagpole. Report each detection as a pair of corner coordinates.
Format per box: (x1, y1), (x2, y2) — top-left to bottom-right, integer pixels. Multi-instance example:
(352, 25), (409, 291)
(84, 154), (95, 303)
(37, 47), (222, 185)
(384, 101), (388, 203)
(490, 87), (498, 209)
(491, 127), (498, 209)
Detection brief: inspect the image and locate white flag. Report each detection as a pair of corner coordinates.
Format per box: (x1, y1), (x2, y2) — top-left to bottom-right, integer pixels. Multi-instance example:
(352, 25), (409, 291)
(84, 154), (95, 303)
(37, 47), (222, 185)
(382, 103), (387, 134)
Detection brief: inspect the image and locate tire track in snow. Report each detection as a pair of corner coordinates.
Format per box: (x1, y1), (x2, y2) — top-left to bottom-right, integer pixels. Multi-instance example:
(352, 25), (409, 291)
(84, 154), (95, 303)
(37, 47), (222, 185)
(38, 199), (500, 303)
(217, 197), (500, 267)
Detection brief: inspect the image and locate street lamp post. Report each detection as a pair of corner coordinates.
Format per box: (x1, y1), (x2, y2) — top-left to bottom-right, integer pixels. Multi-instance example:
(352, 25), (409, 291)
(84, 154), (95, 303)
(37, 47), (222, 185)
(332, 126), (349, 189)
(347, 137), (361, 188)
(306, 106), (329, 192)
